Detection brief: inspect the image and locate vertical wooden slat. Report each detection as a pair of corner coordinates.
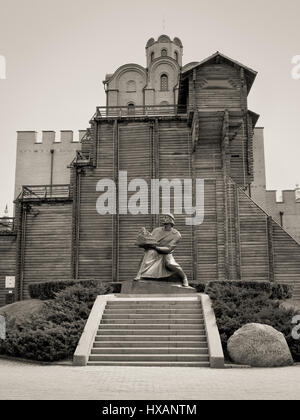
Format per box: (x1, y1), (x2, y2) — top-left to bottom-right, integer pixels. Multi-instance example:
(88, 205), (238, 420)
(234, 184), (241, 279)
(21, 201), (73, 299)
(158, 120), (193, 282)
(112, 119), (119, 282)
(267, 216), (275, 282)
(118, 122), (152, 281)
(191, 131), (197, 283)
(78, 121), (114, 280)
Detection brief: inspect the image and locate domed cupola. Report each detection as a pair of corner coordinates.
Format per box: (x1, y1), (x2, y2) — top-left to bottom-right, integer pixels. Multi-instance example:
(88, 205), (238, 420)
(145, 35), (183, 68)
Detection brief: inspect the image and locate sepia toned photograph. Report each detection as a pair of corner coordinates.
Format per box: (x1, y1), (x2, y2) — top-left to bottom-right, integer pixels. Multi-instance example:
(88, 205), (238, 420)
(0, 0), (300, 405)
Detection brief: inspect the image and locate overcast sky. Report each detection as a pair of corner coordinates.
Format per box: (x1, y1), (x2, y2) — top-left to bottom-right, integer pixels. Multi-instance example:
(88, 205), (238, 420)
(0, 0), (299, 215)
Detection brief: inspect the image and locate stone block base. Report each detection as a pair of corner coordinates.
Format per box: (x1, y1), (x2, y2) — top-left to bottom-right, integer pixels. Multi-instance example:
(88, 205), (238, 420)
(121, 279), (197, 295)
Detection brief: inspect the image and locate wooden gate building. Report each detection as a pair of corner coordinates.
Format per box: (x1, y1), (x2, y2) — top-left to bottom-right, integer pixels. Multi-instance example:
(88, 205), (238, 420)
(1, 37), (300, 305)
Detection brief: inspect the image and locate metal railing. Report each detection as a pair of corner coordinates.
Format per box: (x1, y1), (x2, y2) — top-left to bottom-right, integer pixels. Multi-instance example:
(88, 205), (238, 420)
(0, 217), (15, 232)
(94, 104), (188, 119)
(21, 185), (71, 199)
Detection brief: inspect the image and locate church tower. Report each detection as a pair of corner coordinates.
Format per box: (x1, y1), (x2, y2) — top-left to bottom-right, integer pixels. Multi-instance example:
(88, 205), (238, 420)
(144, 35), (182, 106)
(145, 35), (183, 67)
(104, 35), (182, 107)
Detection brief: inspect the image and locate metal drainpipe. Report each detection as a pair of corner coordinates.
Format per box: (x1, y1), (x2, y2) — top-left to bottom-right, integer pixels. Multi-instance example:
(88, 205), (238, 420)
(50, 149), (54, 197)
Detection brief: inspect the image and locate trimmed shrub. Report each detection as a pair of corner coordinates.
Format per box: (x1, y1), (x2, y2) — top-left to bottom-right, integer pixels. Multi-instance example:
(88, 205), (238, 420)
(0, 282), (113, 362)
(189, 282), (206, 293)
(28, 279), (121, 300)
(205, 281), (300, 362)
(205, 280), (292, 301)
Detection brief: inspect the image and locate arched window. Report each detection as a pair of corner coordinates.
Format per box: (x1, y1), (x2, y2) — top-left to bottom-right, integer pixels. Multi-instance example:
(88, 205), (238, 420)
(126, 80), (136, 92)
(160, 74), (168, 91)
(150, 52), (155, 62)
(127, 102), (135, 115)
(174, 51), (178, 62)
(161, 49), (167, 57)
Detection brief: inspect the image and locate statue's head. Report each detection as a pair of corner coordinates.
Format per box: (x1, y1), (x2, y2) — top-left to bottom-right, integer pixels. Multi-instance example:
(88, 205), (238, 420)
(161, 213), (175, 226)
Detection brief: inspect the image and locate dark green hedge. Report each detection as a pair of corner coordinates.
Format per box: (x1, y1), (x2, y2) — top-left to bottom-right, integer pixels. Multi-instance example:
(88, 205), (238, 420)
(189, 282), (206, 293)
(0, 282), (114, 362)
(28, 279), (121, 300)
(205, 280), (292, 300)
(205, 281), (300, 362)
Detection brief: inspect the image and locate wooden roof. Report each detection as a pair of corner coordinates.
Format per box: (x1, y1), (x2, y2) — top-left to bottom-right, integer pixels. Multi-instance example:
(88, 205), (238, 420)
(180, 51), (257, 98)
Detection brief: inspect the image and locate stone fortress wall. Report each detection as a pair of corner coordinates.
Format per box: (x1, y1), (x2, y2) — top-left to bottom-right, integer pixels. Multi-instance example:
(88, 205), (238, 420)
(14, 130), (86, 199)
(251, 127), (300, 244)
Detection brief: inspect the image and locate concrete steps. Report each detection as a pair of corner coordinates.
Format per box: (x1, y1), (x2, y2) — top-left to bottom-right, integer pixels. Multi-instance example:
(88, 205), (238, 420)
(87, 298), (210, 367)
(91, 347), (208, 354)
(87, 361), (209, 367)
(94, 334), (207, 342)
(93, 341), (207, 348)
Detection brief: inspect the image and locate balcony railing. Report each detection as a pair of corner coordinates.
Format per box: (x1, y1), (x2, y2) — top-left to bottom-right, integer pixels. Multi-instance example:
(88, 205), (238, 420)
(21, 185), (71, 200)
(0, 217), (15, 232)
(94, 104), (188, 119)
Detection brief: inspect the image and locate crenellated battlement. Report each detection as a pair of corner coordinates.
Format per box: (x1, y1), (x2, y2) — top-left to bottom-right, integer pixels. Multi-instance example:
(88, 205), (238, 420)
(266, 189), (300, 205)
(15, 130), (86, 200)
(17, 130), (87, 144)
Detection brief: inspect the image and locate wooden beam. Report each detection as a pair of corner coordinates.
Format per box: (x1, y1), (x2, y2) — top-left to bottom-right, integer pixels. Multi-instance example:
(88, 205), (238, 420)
(71, 167), (81, 280)
(240, 68), (248, 112)
(192, 69), (197, 109)
(190, 129), (198, 283)
(112, 119), (119, 282)
(222, 110), (230, 279)
(153, 119), (160, 227)
(267, 216), (275, 282)
(234, 185), (241, 279)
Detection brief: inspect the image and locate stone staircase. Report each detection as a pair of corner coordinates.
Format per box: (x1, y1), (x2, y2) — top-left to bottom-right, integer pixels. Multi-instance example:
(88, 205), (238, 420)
(87, 297), (210, 367)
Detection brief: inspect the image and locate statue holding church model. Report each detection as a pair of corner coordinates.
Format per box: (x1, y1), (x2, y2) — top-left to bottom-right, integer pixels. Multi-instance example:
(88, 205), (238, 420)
(134, 213), (189, 288)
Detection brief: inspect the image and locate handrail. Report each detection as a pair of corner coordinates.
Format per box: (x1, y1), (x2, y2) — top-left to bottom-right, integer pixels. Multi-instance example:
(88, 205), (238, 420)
(93, 104), (188, 119)
(21, 184), (71, 199)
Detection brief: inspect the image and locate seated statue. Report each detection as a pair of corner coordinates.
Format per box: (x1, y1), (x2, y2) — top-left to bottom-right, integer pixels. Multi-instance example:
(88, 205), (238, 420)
(134, 213), (189, 287)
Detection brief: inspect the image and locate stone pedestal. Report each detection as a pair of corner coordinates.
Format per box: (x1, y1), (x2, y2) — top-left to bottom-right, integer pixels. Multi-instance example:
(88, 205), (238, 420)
(121, 279), (196, 295)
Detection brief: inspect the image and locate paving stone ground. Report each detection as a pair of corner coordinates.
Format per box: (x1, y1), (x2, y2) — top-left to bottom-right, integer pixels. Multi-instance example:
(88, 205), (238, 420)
(1, 359), (300, 400)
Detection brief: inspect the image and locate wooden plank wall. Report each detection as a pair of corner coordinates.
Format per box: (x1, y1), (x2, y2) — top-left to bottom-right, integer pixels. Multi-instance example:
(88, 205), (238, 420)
(236, 186), (300, 286)
(237, 189), (269, 281)
(197, 179), (218, 283)
(158, 120), (193, 282)
(118, 123), (152, 282)
(190, 63), (242, 110)
(272, 221), (300, 286)
(22, 202), (72, 299)
(196, 112), (223, 282)
(78, 122), (114, 280)
(229, 121), (248, 186)
(0, 234), (16, 306)
(78, 118), (195, 283)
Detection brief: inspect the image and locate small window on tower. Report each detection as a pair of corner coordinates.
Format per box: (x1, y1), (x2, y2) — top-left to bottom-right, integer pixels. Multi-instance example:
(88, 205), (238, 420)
(161, 49), (167, 57)
(174, 51), (178, 62)
(151, 52), (155, 62)
(160, 74), (169, 91)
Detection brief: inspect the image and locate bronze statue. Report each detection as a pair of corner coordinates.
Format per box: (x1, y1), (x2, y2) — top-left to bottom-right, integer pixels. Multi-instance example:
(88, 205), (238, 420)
(134, 214), (189, 287)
